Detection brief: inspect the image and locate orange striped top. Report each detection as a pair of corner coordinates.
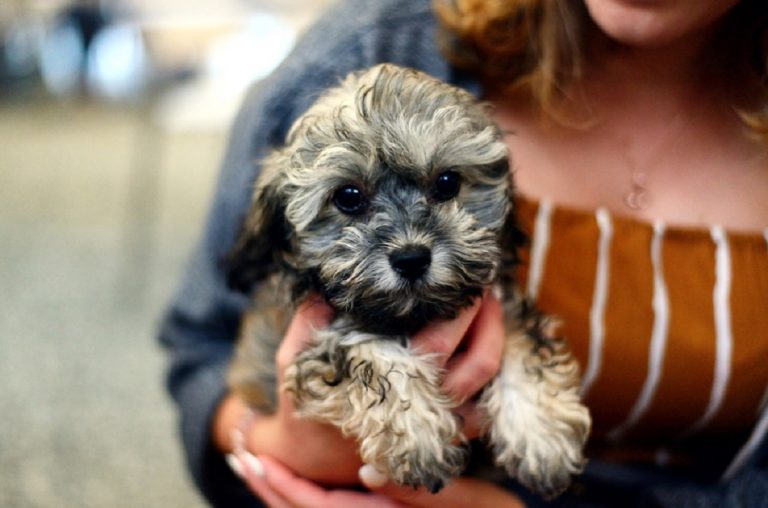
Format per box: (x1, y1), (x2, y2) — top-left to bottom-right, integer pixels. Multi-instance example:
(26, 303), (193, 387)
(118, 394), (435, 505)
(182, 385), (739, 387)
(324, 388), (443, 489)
(515, 196), (768, 476)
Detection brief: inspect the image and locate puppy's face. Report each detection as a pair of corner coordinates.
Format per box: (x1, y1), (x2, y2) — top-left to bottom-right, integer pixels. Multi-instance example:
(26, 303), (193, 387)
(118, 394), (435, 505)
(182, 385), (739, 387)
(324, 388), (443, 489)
(229, 65), (513, 333)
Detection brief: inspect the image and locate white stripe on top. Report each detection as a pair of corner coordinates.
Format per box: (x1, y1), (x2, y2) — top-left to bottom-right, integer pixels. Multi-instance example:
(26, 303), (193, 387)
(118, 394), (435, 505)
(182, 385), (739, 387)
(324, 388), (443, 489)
(722, 228), (768, 479)
(607, 222), (670, 442)
(526, 199), (553, 302)
(580, 208), (613, 398)
(684, 225), (734, 436)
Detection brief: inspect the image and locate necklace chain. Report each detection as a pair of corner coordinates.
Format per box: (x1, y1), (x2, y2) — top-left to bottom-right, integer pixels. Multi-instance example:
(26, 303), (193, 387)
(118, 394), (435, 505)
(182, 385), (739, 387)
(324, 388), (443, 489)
(615, 112), (687, 211)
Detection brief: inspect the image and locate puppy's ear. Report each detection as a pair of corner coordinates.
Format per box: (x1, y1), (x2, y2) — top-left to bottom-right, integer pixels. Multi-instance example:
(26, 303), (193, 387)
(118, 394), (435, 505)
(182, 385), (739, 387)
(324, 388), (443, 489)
(225, 171), (290, 293)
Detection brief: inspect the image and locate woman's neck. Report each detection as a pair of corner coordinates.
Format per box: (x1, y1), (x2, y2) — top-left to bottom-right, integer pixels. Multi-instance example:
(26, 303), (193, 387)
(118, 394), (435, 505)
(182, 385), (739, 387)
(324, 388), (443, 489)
(580, 28), (723, 123)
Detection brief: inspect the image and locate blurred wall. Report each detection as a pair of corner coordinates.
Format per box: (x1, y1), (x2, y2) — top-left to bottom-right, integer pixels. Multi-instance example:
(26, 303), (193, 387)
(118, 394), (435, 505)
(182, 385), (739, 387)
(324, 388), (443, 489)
(0, 1), (336, 507)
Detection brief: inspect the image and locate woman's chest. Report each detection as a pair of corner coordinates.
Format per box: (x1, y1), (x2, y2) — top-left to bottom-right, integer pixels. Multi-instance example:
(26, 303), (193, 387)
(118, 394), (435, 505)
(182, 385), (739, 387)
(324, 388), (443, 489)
(495, 101), (768, 232)
(515, 197), (768, 443)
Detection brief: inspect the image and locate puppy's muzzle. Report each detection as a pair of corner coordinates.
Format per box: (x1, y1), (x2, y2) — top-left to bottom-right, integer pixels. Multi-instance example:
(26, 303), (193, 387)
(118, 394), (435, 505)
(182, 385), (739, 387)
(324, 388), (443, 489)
(389, 245), (431, 281)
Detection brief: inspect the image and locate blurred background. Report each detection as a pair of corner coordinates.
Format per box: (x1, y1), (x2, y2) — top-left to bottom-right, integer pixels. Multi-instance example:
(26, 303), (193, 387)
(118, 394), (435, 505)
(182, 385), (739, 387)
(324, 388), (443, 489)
(0, 0), (335, 506)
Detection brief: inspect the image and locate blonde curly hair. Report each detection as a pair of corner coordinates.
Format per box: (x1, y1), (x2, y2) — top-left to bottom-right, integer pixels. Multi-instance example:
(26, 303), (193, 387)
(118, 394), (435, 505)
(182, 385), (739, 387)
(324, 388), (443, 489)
(434, 0), (768, 140)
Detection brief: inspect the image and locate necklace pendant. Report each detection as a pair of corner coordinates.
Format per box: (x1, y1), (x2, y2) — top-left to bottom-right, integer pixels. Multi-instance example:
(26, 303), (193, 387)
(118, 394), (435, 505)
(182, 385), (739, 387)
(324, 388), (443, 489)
(623, 187), (650, 210)
(624, 170), (650, 210)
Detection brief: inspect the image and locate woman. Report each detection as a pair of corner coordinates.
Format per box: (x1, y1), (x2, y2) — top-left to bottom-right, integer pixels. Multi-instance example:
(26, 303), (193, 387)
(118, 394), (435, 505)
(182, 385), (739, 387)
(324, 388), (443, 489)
(159, 0), (768, 506)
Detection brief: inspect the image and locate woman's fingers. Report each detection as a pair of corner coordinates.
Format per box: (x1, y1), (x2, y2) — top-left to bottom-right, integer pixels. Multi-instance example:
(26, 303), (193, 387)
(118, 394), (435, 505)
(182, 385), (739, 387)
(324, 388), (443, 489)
(441, 293), (505, 402)
(358, 470), (449, 508)
(359, 467), (528, 508)
(454, 401), (487, 440)
(410, 297), (483, 366)
(232, 453), (293, 508)
(238, 454), (403, 508)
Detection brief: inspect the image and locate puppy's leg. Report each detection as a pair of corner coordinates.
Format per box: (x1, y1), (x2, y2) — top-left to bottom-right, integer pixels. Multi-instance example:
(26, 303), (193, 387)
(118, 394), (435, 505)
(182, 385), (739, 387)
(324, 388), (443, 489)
(479, 318), (591, 499)
(285, 333), (466, 492)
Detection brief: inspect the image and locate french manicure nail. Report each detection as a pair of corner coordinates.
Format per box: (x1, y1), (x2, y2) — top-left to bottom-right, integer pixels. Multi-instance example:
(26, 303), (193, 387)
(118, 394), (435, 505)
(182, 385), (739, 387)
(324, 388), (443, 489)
(358, 464), (388, 488)
(241, 451), (265, 478)
(225, 453), (244, 479)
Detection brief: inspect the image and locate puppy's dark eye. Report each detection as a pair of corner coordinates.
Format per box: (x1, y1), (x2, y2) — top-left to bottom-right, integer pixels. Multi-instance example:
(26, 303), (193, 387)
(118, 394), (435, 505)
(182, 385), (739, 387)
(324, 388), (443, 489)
(333, 185), (368, 215)
(432, 171), (461, 202)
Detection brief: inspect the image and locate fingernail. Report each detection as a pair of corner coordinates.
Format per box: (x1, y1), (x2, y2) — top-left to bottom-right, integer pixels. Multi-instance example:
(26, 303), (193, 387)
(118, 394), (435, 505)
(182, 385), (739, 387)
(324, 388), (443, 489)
(241, 451), (265, 478)
(358, 464), (388, 488)
(225, 453), (244, 479)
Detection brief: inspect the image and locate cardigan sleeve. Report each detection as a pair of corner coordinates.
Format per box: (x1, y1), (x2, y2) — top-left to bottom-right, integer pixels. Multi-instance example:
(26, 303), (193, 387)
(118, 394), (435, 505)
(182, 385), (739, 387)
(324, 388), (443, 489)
(644, 469), (768, 508)
(540, 466), (768, 508)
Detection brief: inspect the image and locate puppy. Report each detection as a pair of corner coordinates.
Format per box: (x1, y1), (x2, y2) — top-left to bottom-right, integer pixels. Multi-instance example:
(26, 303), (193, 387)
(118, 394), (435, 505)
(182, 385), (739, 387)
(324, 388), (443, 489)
(226, 63), (590, 497)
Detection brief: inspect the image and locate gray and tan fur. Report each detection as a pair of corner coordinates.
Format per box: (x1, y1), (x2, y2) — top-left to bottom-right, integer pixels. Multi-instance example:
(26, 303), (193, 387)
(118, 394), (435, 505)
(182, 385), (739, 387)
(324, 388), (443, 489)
(226, 64), (590, 498)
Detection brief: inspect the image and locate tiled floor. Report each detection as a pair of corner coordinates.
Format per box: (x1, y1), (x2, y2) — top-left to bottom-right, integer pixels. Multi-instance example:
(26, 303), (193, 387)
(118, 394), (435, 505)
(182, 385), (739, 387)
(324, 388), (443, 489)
(0, 97), (225, 507)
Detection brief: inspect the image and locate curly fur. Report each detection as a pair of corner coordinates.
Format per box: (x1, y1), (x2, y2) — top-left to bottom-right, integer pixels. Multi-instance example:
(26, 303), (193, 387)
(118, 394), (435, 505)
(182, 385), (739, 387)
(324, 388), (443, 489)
(226, 64), (591, 497)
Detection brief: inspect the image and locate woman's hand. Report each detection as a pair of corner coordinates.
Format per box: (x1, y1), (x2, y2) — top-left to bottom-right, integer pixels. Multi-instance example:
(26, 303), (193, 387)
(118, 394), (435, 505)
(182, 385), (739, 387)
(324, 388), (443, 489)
(413, 291), (505, 439)
(234, 455), (404, 508)
(364, 465), (526, 508)
(254, 296), (363, 483)
(215, 296), (363, 485)
(233, 455), (525, 508)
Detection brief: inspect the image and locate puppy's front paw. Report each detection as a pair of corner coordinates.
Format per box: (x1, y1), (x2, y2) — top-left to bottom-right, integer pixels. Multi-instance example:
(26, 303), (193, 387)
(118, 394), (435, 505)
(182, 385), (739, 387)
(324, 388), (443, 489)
(282, 342), (353, 424)
(492, 397), (588, 499)
(284, 337), (469, 492)
(481, 331), (591, 499)
(346, 341), (467, 492)
(381, 435), (467, 493)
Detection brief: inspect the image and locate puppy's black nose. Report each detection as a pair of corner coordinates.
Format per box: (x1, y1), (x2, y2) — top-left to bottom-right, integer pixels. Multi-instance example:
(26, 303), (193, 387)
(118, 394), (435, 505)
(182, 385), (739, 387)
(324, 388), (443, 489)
(390, 245), (431, 281)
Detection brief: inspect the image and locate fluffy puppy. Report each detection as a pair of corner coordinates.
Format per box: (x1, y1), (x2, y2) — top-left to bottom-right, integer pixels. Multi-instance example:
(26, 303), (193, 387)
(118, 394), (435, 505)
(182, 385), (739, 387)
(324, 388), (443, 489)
(226, 63), (590, 498)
